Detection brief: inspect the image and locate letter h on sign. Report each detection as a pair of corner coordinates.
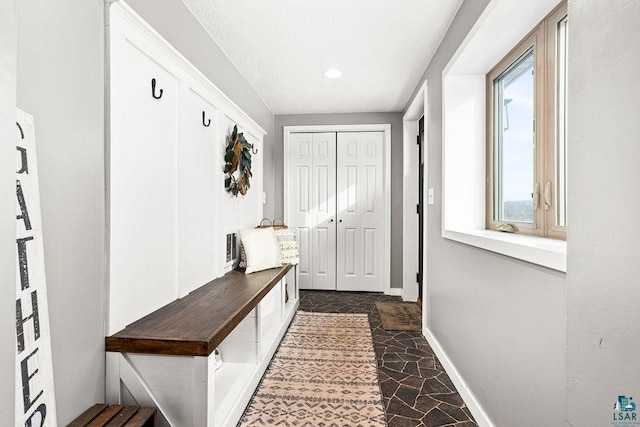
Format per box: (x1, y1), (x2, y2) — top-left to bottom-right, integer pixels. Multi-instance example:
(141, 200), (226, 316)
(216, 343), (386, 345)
(16, 291), (40, 354)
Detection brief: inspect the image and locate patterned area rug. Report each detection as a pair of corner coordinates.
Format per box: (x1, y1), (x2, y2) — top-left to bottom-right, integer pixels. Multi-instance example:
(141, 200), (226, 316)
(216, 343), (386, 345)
(375, 302), (422, 331)
(239, 311), (387, 426)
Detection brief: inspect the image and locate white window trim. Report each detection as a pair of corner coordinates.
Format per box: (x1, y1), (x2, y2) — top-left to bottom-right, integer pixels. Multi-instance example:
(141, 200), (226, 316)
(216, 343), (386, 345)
(442, 0), (567, 272)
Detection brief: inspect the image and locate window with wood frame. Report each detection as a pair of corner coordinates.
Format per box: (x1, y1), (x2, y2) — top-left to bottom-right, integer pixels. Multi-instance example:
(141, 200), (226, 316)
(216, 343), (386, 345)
(487, 2), (567, 240)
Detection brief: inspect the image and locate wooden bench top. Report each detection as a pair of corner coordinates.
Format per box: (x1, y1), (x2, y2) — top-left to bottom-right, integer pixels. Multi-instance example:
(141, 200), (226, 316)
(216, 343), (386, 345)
(68, 403), (156, 426)
(105, 265), (292, 357)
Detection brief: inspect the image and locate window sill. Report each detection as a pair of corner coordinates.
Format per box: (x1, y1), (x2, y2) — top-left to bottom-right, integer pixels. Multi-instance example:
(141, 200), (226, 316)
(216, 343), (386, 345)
(442, 228), (567, 272)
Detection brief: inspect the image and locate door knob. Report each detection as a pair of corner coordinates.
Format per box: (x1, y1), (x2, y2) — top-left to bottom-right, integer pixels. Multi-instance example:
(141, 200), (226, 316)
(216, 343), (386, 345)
(330, 219), (334, 223)
(339, 219), (343, 223)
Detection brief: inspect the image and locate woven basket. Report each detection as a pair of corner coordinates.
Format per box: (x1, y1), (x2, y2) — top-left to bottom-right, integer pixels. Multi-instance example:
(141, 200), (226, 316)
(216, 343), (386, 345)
(256, 218), (288, 230)
(256, 218), (272, 228)
(272, 218), (288, 230)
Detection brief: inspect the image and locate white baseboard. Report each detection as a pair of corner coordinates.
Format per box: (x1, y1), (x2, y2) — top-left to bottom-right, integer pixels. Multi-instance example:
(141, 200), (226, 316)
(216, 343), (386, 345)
(387, 287), (403, 297)
(422, 328), (495, 427)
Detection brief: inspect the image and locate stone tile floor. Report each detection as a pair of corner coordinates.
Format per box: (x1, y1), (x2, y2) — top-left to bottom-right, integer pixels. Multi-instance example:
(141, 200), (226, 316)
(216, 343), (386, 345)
(299, 290), (478, 427)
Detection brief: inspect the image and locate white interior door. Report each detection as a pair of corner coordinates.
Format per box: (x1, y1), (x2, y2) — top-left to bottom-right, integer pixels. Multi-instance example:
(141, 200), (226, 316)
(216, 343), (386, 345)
(337, 132), (385, 292)
(288, 133), (336, 290)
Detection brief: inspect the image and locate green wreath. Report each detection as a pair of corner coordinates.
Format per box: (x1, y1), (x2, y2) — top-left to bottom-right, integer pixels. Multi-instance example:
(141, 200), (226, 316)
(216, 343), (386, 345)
(223, 125), (252, 196)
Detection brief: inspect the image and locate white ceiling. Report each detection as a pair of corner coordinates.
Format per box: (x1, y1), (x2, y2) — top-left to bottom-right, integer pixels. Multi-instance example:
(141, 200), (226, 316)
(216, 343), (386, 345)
(182, 0), (463, 115)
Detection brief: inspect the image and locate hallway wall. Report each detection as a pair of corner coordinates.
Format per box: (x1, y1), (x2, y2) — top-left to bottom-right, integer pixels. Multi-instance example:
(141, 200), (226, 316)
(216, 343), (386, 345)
(407, 1), (567, 425)
(0, 0), (17, 421)
(566, 0), (640, 424)
(17, 0), (106, 423)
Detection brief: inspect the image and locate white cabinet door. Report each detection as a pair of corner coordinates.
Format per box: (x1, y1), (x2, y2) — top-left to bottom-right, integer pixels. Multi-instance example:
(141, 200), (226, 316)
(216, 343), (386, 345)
(337, 132), (384, 292)
(109, 20), (180, 334)
(288, 133), (336, 290)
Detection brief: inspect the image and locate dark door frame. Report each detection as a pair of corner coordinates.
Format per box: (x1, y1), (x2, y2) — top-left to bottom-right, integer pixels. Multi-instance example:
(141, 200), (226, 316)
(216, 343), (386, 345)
(418, 116), (425, 304)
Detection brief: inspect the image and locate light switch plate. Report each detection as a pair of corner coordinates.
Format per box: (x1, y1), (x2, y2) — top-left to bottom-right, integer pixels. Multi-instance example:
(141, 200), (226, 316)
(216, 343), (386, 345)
(428, 188), (434, 205)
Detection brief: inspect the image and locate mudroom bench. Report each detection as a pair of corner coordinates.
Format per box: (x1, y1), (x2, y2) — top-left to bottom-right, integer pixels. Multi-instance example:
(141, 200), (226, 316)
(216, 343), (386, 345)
(105, 265), (298, 427)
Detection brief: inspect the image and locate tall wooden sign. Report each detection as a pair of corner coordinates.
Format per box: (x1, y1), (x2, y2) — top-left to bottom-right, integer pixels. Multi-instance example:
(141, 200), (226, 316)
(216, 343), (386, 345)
(15, 109), (57, 427)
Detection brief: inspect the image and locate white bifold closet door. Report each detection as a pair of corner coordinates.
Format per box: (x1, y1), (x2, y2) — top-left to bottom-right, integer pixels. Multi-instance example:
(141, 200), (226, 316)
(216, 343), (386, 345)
(288, 131), (384, 292)
(288, 133), (337, 290)
(336, 132), (384, 292)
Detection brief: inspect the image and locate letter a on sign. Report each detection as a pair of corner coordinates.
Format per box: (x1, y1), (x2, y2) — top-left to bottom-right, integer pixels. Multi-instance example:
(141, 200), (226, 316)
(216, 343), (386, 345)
(15, 109), (57, 427)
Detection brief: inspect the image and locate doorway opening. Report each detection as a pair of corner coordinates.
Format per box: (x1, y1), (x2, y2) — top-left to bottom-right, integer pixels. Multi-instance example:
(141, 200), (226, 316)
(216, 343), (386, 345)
(403, 81), (427, 330)
(417, 116), (425, 306)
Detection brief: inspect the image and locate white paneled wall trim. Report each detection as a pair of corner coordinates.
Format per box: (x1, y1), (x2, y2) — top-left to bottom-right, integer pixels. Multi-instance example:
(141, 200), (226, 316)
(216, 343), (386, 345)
(108, 0), (266, 335)
(106, 1), (283, 426)
(108, 1), (266, 139)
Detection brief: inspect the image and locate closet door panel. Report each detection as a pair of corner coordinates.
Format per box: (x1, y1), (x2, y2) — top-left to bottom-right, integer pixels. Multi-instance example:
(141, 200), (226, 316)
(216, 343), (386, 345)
(363, 228), (377, 276)
(311, 133), (336, 290)
(314, 227), (329, 272)
(297, 226), (311, 279)
(364, 166), (378, 213)
(109, 26), (180, 333)
(336, 132), (384, 292)
(339, 134), (360, 216)
(337, 133), (361, 290)
(342, 227), (358, 276)
(288, 133), (314, 289)
(316, 166), (330, 215)
(344, 166), (358, 213)
(298, 167), (311, 212)
(359, 132), (384, 291)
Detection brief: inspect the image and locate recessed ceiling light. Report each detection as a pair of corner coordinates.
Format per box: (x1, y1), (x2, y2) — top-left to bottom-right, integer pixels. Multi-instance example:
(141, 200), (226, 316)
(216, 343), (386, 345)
(324, 68), (342, 79)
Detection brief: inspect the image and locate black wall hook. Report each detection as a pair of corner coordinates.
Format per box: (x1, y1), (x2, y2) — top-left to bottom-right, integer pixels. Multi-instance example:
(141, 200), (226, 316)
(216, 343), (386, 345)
(202, 111), (211, 127)
(16, 122), (24, 139)
(151, 78), (163, 99)
(251, 144), (258, 155)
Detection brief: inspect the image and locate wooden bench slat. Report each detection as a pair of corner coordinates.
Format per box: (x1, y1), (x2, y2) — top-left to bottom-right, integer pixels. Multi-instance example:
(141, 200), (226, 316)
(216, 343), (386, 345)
(86, 405), (124, 426)
(103, 406), (139, 427)
(69, 405), (156, 427)
(125, 407), (157, 426)
(68, 404), (110, 426)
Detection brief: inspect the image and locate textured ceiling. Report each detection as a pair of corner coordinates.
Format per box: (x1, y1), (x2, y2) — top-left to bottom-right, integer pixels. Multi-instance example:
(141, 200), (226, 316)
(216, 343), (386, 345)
(182, 0), (463, 114)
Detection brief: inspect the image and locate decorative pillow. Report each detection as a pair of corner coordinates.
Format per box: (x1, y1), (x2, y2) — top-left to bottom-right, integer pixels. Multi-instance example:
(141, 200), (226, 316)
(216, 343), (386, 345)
(275, 228), (299, 265)
(238, 228), (282, 274)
